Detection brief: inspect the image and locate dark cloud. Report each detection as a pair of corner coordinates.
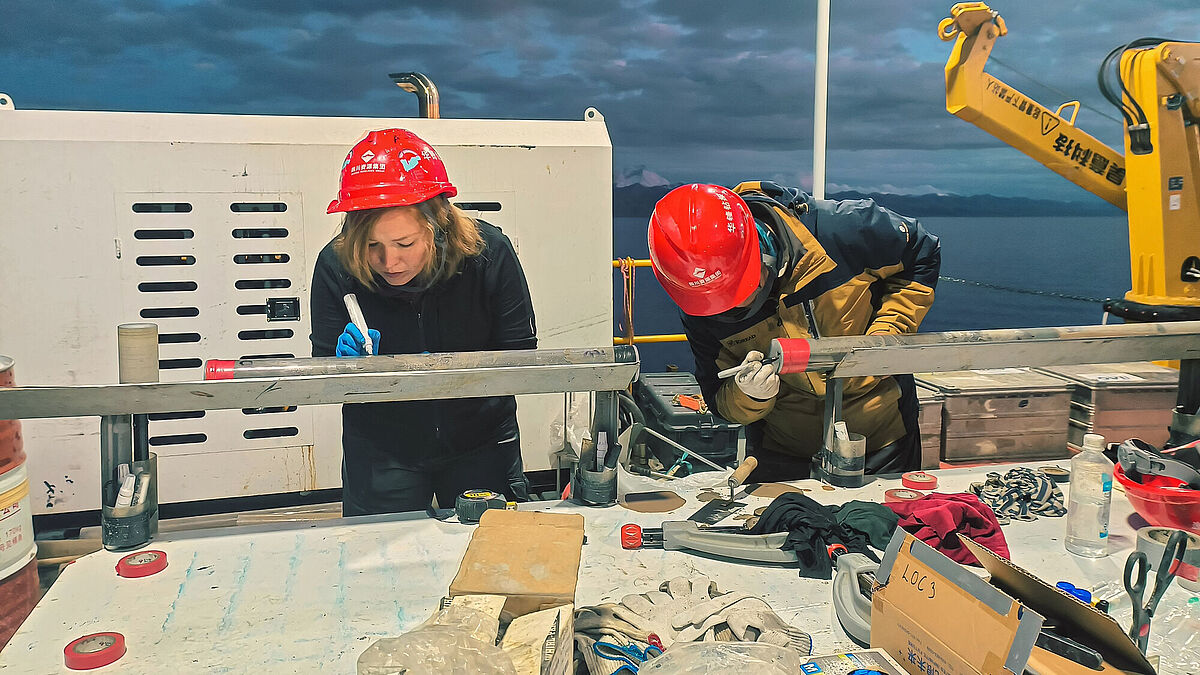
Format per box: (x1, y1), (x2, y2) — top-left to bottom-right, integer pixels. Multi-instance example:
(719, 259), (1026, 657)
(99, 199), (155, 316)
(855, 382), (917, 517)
(0, 0), (1184, 197)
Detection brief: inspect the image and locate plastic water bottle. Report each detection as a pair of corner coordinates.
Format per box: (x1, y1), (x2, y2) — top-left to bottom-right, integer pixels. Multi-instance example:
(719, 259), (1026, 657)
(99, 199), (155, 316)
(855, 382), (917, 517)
(1065, 433), (1113, 557)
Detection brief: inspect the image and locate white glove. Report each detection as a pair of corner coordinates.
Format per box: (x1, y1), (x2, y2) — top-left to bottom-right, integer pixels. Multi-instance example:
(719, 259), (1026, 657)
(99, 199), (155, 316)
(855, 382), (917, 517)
(725, 606), (812, 655)
(617, 576), (719, 647)
(673, 591), (812, 655)
(574, 603), (653, 643)
(733, 350), (779, 400)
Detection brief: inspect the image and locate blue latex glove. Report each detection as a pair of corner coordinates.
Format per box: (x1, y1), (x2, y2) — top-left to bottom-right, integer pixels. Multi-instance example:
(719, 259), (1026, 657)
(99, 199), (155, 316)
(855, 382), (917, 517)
(336, 322), (381, 357)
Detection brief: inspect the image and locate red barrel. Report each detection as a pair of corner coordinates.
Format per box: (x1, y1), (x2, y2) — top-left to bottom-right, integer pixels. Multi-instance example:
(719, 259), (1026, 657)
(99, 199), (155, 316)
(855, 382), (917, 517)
(0, 356), (36, 651)
(0, 554), (37, 650)
(0, 356), (24, 477)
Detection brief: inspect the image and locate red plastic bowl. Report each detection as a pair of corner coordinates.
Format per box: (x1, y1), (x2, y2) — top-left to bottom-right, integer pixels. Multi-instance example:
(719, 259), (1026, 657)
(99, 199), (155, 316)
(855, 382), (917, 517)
(1114, 464), (1200, 534)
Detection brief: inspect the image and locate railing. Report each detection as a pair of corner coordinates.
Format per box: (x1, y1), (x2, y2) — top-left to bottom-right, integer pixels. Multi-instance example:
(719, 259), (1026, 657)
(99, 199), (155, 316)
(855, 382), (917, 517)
(613, 258), (688, 345)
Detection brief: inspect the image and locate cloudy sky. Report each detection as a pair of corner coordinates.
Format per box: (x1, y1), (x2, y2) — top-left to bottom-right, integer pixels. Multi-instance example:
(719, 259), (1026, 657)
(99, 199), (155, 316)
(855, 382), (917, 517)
(2, 1), (1194, 202)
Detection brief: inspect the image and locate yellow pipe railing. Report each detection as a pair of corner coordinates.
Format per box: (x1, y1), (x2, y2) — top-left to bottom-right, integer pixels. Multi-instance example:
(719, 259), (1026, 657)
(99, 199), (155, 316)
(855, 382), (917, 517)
(612, 334), (689, 345)
(613, 257), (689, 345)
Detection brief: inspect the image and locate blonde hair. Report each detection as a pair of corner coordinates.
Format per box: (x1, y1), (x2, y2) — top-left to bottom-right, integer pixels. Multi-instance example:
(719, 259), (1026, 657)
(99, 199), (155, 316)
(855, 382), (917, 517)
(333, 197), (485, 290)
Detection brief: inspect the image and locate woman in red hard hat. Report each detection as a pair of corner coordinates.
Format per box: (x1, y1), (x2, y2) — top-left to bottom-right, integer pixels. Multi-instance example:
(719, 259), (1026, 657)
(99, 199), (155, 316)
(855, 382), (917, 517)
(648, 182), (941, 481)
(312, 129), (537, 516)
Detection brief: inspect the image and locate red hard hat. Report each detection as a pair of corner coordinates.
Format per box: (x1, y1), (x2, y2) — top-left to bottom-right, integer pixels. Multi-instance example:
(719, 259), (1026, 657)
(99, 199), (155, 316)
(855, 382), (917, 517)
(327, 129), (458, 213)
(648, 184), (761, 316)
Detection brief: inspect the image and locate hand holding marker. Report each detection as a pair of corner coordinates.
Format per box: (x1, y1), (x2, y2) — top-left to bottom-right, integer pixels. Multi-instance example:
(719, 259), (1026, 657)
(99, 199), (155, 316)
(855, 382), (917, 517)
(342, 294), (375, 356)
(718, 355), (779, 379)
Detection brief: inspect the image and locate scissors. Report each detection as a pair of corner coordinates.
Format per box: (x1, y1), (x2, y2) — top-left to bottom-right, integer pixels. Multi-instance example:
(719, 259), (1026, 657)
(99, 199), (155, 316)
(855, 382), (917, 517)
(1124, 528), (1189, 653)
(592, 640), (663, 673)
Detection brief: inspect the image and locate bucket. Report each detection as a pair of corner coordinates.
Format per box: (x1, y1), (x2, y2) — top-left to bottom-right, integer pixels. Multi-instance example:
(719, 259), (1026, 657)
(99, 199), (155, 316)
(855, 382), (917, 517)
(0, 463), (34, 574)
(0, 547), (37, 650)
(0, 356), (25, 477)
(0, 355), (36, 651)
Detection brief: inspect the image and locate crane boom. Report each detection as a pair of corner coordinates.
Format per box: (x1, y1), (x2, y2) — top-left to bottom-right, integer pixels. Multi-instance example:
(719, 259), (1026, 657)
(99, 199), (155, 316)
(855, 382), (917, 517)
(940, 2), (1200, 314)
(939, 3), (1127, 210)
(938, 2), (1200, 447)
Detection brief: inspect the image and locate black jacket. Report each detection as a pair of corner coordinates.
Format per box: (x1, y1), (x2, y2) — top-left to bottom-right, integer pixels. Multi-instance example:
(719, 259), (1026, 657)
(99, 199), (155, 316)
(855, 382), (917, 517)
(680, 182), (939, 457)
(309, 221), (537, 458)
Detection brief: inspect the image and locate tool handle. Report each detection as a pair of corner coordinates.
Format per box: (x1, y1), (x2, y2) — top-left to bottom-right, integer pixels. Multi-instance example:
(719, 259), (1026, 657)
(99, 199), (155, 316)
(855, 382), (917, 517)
(729, 456), (759, 489)
(660, 520), (796, 563)
(343, 293), (374, 355)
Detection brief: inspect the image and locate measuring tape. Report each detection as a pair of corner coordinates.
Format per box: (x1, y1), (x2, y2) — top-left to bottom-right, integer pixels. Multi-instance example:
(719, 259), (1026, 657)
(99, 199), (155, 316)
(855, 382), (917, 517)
(64, 632), (126, 670)
(116, 550), (168, 578)
(454, 489), (514, 523)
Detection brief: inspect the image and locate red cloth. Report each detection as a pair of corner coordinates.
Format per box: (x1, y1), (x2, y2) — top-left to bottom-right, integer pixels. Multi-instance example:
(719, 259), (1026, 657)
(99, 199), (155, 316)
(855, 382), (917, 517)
(885, 492), (1010, 566)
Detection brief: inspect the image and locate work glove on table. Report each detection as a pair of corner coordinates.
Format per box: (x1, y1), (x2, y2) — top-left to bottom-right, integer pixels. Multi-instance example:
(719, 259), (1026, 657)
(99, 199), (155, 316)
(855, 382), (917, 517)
(576, 576), (719, 650)
(733, 350), (779, 400)
(672, 591), (812, 656)
(336, 322), (381, 357)
(574, 632), (656, 675)
(574, 604), (655, 644)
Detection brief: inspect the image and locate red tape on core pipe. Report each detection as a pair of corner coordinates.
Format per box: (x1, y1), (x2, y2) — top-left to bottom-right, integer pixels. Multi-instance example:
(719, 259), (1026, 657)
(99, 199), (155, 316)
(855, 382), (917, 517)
(770, 338), (812, 374)
(204, 360), (235, 380)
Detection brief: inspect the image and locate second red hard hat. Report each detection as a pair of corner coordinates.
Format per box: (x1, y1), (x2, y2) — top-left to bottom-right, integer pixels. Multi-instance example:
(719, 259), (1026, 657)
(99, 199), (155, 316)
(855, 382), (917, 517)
(327, 129), (458, 214)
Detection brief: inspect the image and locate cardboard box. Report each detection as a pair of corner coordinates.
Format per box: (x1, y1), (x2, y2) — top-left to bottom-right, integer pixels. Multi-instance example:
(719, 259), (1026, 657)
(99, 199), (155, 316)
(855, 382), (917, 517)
(448, 508), (585, 618)
(499, 603), (573, 675)
(871, 531), (1156, 675)
(447, 510), (583, 675)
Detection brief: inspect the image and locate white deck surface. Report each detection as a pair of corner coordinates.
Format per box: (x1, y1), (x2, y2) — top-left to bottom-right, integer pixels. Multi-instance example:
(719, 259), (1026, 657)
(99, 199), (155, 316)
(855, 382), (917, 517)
(0, 461), (1186, 673)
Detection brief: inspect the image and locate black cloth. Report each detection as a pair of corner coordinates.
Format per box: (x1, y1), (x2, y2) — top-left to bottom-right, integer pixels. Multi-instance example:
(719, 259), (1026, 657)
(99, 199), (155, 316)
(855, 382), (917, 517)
(341, 433), (528, 517)
(833, 500), (900, 550)
(310, 221), (537, 514)
(748, 493), (888, 579)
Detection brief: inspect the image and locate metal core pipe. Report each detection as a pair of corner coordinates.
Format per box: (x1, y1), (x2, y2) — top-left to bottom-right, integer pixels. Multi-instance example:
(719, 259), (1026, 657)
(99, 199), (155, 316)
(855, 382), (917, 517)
(204, 346), (635, 380)
(770, 321), (1200, 378)
(0, 346), (640, 420)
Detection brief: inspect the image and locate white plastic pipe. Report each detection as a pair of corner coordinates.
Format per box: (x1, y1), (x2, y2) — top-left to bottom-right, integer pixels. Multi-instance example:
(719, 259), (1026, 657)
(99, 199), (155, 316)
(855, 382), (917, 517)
(813, 0), (831, 199)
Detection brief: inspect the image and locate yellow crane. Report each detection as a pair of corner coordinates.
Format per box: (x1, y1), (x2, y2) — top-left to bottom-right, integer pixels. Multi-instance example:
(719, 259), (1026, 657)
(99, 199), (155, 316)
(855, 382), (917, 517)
(938, 2), (1200, 444)
(939, 2), (1199, 318)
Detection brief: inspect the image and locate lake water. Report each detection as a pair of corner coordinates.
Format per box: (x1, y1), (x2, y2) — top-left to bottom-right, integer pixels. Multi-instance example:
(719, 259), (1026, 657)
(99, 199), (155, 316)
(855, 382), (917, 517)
(612, 215), (1132, 373)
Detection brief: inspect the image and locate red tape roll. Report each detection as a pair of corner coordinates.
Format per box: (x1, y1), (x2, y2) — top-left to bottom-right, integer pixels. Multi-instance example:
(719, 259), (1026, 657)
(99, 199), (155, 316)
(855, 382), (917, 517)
(885, 488), (925, 503)
(902, 471), (938, 490)
(64, 632), (126, 670)
(116, 550), (168, 578)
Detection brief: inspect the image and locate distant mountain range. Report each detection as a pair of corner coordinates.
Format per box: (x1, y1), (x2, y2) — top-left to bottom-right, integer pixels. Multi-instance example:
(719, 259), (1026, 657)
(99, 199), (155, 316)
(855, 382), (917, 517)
(612, 184), (1122, 218)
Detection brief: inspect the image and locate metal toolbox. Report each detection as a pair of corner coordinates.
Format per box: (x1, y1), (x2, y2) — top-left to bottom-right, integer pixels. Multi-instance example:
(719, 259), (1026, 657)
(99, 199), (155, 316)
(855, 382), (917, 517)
(1034, 362), (1178, 450)
(631, 372), (743, 471)
(915, 368), (1073, 463)
(915, 385), (944, 470)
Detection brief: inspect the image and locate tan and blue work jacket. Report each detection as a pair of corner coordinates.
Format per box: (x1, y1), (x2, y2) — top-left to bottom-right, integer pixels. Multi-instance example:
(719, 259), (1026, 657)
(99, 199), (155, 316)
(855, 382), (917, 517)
(681, 181), (941, 459)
